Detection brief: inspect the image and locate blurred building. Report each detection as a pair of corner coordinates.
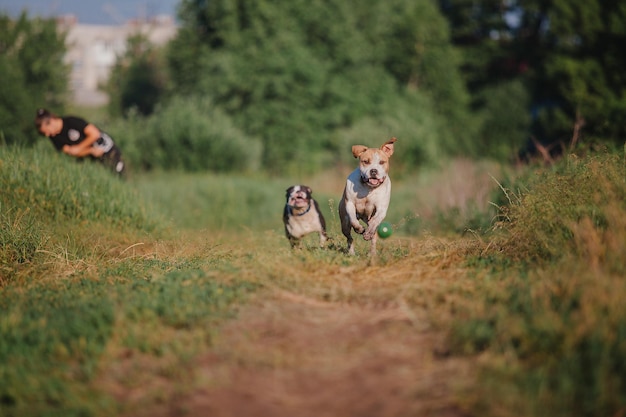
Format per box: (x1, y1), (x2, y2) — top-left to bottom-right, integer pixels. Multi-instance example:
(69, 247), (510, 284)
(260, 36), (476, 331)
(58, 15), (177, 106)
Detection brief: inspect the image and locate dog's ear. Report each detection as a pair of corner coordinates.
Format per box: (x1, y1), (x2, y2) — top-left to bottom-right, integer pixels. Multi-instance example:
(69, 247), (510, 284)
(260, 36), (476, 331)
(352, 145), (368, 158)
(380, 137), (396, 157)
(285, 186), (294, 198)
(305, 186), (313, 195)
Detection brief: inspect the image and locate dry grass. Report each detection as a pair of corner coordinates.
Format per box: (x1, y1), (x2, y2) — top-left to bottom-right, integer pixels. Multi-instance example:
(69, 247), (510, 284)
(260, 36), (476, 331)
(411, 158), (503, 219)
(446, 152), (626, 417)
(97, 231), (482, 417)
(4, 148), (624, 417)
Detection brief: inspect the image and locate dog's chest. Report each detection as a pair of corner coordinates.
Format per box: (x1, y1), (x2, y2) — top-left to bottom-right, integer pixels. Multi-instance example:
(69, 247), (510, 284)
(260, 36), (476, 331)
(354, 195), (383, 221)
(285, 208), (323, 238)
(355, 197), (377, 218)
(353, 183), (390, 217)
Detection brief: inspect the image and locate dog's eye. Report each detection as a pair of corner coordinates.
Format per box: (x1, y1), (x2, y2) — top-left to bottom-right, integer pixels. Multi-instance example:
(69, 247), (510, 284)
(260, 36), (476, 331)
(363, 159), (370, 164)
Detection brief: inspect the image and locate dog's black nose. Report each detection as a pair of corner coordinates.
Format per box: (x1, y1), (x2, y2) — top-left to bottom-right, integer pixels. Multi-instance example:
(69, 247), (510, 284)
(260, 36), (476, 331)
(370, 169), (378, 177)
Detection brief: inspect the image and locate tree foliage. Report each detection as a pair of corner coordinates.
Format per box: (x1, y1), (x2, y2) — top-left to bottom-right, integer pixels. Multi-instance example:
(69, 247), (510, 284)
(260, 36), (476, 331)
(0, 12), (68, 145)
(541, 1), (626, 143)
(440, 0), (626, 158)
(167, 0), (473, 173)
(104, 34), (169, 117)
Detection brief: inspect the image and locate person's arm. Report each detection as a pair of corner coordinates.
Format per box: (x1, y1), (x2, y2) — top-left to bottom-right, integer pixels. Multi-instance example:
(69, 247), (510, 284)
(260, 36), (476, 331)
(62, 124), (105, 157)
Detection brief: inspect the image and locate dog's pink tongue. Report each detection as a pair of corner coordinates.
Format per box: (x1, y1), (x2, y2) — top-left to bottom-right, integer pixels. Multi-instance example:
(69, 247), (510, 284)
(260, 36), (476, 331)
(369, 178), (381, 186)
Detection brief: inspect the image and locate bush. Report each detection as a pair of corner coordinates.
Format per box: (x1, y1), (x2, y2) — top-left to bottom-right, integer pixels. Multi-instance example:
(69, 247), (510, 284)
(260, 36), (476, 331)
(495, 151), (625, 263)
(108, 97), (262, 173)
(450, 150), (626, 417)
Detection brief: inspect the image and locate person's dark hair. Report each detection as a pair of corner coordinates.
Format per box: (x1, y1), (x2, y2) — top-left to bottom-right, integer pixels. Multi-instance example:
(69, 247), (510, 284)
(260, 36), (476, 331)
(34, 108), (54, 130)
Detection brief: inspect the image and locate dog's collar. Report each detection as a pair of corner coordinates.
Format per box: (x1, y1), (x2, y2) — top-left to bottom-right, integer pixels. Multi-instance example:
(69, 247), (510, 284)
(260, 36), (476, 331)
(289, 203), (312, 216)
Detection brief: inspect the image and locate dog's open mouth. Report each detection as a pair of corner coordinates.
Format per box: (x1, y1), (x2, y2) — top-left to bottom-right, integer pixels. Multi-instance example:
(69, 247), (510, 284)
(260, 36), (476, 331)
(365, 177), (384, 187)
(289, 195), (309, 207)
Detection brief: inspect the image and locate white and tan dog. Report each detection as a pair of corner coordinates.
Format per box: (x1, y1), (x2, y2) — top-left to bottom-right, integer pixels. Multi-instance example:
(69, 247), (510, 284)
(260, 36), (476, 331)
(338, 137), (396, 255)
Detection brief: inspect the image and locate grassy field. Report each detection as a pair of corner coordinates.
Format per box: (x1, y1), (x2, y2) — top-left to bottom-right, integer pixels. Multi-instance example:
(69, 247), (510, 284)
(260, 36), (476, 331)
(1, 145), (625, 417)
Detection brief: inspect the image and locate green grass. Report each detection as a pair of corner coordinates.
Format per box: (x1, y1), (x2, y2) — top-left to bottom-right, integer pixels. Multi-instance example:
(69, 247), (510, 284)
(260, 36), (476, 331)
(0, 261), (258, 416)
(132, 158), (503, 238)
(133, 171), (285, 232)
(0, 146), (260, 416)
(0, 207), (46, 276)
(448, 150), (626, 417)
(492, 151), (626, 263)
(0, 143), (157, 230)
(1, 144), (625, 417)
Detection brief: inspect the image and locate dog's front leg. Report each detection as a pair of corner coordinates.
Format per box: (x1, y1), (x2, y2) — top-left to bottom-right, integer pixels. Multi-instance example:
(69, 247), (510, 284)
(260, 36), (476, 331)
(369, 232), (378, 257)
(344, 201), (365, 234)
(288, 236), (302, 249)
(363, 210), (388, 241)
(340, 200), (363, 256)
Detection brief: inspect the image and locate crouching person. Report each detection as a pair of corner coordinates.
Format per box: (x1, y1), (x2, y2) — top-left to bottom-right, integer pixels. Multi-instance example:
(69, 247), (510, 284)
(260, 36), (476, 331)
(35, 108), (125, 176)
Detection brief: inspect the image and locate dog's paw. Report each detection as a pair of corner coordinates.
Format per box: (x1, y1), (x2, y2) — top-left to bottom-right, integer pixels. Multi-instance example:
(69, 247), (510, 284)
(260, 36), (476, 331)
(363, 229), (375, 240)
(353, 224), (365, 234)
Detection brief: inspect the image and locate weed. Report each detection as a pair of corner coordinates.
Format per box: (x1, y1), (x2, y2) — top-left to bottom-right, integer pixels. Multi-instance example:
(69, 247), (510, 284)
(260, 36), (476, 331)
(450, 150), (626, 417)
(492, 152), (625, 263)
(4, 144), (625, 417)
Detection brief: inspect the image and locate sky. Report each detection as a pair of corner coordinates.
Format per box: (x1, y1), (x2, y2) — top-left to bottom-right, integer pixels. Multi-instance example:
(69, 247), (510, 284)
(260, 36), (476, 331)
(0, 0), (181, 25)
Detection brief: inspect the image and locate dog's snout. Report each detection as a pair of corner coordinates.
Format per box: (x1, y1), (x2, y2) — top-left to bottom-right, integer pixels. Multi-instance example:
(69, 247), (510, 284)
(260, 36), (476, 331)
(370, 168), (378, 177)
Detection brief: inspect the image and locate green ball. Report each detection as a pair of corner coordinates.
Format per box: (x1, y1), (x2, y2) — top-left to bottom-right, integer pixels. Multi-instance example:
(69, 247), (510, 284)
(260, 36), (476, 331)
(377, 222), (393, 238)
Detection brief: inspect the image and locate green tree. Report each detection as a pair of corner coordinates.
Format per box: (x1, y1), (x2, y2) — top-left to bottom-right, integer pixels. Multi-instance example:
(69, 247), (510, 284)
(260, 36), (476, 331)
(376, 0), (475, 150)
(440, 0), (626, 158)
(104, 34), (169, 117)
(0, 12), (68, 145)
(438, 0), (535, 159)
(168, 0), (472, 173)
(540, 0), (626, 146)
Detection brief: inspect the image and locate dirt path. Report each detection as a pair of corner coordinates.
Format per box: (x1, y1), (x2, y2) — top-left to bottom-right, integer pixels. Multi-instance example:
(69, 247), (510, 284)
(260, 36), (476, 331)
(119, 238), (478, 417)
(149, 298), (472, 415)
